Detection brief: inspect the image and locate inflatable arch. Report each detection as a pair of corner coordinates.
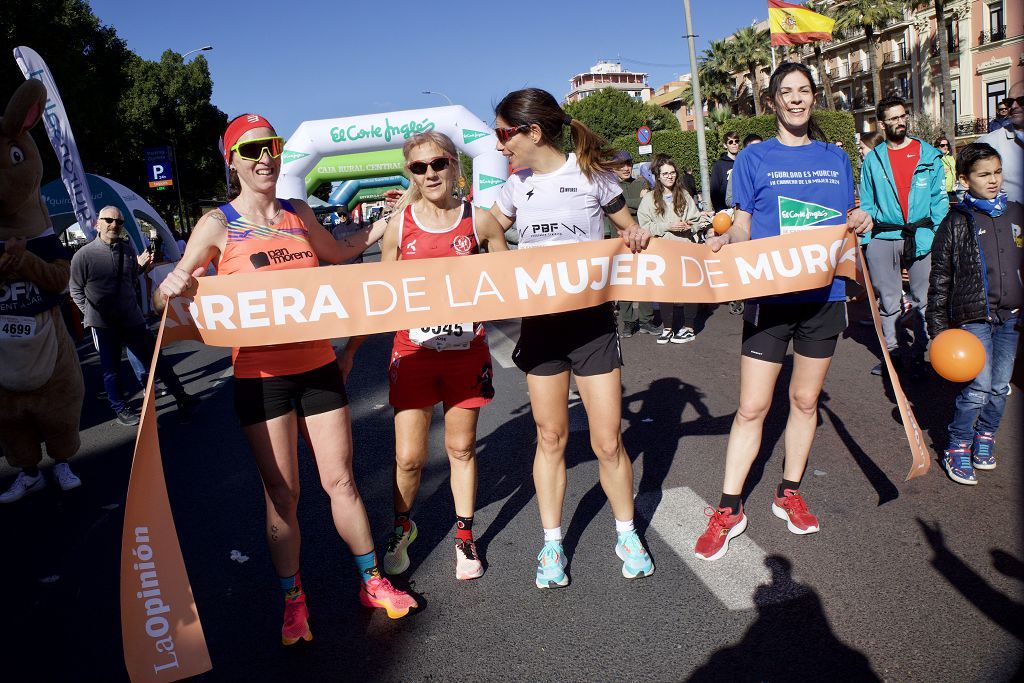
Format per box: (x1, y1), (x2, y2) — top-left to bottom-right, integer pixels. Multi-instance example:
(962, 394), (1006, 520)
(279, 105), (507, 210)
(329, 175), (409, 207)
(303, 149), (406, 195)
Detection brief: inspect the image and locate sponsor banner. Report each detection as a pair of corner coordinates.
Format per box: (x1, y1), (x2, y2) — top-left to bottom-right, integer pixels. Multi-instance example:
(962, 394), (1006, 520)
(161, 226), (861, 347)
(121, 310), (211, 683)
(13, 46), (97, 237)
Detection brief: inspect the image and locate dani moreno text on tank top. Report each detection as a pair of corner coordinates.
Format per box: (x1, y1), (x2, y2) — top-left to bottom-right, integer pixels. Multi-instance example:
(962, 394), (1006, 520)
(217, 200), (337, 378)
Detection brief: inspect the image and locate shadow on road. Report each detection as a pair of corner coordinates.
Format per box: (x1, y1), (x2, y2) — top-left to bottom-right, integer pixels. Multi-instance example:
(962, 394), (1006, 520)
(819, 391), (899, 506)
(688, 555), (880, 682)
(917, 517), (1024, 640)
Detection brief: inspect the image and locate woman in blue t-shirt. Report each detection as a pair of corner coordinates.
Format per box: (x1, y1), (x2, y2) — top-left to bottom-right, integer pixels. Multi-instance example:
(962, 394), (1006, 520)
(693, 63), (873, 561)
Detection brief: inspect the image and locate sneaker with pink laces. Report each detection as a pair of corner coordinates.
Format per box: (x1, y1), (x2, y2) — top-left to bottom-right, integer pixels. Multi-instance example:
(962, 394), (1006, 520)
(359, 576), (418, 619)
(694, 505), (747, 561)
(455, 538), (484, 580)
(281, 592), (312, 646)
(771, 489), (820, 534)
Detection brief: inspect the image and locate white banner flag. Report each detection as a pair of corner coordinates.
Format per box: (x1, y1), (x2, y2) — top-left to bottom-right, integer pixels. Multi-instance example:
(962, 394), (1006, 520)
(13, 46), (97, 238)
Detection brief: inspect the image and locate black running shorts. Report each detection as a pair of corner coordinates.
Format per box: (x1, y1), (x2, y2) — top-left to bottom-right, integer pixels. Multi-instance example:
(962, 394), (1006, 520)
(233, 361), (349, 427)
(512, 303), (622, 376)
(741, 301), (847, 363)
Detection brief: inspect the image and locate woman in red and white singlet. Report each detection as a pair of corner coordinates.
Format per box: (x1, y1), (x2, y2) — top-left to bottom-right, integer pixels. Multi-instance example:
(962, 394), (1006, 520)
(155, 114), (417, 643)
(344, 131), (507, 583)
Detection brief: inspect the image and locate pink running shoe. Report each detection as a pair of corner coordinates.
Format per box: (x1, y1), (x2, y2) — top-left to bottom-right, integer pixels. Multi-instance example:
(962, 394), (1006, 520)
(281, 592), (312, 646)
(455, 538), (484, 580)
(359, 577), (418, 619)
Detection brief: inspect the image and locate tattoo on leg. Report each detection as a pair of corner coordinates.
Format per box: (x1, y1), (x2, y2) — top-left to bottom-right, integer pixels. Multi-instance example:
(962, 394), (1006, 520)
(271, 524), (279, 542)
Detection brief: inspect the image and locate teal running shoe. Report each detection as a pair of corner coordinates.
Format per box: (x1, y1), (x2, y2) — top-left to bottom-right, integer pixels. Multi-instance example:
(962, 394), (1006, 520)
(535, 541), (569, 589)
(615, 530), (654, 579)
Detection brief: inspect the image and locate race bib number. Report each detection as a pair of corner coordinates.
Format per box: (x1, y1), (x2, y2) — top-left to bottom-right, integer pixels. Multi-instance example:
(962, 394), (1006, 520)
(0, 315), (36, 339)
(409, 322), (474, 351)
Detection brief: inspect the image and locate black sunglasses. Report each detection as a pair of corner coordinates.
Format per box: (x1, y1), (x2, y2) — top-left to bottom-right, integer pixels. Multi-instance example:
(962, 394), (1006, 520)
(407, 156), (455, 175)
(99, 217), (125, 226)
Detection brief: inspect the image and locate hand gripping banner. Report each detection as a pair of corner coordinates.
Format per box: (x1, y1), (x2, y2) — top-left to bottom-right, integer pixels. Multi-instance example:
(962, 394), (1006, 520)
(120, 225), (926, 680)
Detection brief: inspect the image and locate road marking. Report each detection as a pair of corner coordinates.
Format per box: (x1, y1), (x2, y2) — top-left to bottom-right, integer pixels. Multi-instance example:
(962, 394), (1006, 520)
(486, 320), (519, 369)
(636, 487), (776, 611)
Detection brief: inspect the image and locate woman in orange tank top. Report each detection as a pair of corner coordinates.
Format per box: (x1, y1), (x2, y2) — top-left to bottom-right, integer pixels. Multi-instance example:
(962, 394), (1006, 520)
(155, 114), (417, 642)
(343, 132), (507, 584)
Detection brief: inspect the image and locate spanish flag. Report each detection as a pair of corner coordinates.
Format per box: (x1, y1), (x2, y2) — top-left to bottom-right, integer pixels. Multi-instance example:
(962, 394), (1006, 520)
(768, 0), (835, 46)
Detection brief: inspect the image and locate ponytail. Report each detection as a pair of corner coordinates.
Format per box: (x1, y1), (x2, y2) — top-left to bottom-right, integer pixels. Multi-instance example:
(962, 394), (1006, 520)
(568, 119), (620, 181)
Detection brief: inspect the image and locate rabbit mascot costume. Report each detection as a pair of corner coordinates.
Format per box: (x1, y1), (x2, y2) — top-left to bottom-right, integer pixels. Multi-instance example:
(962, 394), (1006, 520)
(0, 79), (85, 502)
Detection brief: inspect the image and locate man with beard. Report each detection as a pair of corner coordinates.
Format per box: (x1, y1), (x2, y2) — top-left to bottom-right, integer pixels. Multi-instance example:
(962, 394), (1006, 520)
(859, 97), (949, 377)
(979, 94), (1022, 203)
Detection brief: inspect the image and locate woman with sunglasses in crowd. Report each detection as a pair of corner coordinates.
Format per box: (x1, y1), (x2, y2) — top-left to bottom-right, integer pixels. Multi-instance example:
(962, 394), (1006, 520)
(637, 155), (711, 345)
(155, 114), (417, 644)
(935, 136), (957, 203)
(474, 88), (654, 588)
(694, 64), (872, 561)
(342, 132), (507, 584)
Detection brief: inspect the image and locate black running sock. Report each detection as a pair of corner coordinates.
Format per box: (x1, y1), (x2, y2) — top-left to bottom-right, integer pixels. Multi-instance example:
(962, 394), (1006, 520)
(719, 493), (742, 516)
(777, 479), (801, 498)
(455, 515), (474, 542)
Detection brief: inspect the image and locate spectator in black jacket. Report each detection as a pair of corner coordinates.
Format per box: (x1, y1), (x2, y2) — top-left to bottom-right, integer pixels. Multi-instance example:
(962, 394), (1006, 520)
(709, 131), (739, 212)
(927, 143), (1022, 486)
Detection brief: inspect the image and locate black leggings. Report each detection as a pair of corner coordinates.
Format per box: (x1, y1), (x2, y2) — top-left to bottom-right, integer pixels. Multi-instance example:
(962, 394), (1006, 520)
(660, 302), (699, 332)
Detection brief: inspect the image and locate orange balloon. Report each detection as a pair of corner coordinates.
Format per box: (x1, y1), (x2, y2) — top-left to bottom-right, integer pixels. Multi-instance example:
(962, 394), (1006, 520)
(712, 212), (732, 235)
(929, 329), (986, 382)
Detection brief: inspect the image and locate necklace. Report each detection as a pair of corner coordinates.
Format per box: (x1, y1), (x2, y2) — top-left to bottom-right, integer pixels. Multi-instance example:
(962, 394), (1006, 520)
(239, 202), (282, 225)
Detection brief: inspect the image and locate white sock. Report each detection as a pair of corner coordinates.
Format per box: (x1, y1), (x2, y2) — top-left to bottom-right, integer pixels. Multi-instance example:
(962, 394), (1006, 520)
(543, 527), (562, 543)
(615, 518), (635, 536)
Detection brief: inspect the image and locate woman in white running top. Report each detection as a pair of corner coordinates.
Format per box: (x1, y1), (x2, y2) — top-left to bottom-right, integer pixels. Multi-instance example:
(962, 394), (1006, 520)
(475, 87), (656, 588)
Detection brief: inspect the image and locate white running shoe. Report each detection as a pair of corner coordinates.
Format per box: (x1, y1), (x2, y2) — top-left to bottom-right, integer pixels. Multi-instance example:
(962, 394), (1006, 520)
(455, 538), (484, 580)
(0, 471), (46, 503)
(53, 462), (82, 491)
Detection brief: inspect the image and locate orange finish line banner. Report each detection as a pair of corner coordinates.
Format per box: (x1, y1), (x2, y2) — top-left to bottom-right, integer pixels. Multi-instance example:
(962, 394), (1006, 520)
(163, 226), (860, 346)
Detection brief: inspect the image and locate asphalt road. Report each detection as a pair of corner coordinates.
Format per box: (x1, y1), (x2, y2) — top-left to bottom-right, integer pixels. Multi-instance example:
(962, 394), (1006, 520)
(2, 299), (1022, 682)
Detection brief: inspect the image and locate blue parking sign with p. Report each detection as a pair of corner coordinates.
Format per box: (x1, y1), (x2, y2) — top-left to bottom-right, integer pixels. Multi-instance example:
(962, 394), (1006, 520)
(144, 146), (174, 188)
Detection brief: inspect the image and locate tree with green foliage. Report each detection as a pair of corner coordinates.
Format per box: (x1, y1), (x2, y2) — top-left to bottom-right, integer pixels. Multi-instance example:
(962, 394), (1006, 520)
(1, 0), (227, 231)
(804, 0), (837, 111)
(728, 26), (772, 116)
(698, 40), (736, 112)
(832, 0), (906, 116)
(564, 88), (679, 152)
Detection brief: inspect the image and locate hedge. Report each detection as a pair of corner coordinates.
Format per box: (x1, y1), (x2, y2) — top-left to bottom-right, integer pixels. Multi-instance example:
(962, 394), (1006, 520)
(611, 109), (860, 188)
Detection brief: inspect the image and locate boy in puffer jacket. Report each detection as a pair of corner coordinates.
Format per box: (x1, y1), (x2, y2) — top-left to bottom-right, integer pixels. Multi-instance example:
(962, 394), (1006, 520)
(927, 143), (1023, 485)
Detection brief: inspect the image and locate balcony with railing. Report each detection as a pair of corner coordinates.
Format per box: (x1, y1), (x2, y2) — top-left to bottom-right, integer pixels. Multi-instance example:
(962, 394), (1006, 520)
(929, 36), (960, 56)
(955, 118), (990, 136)
(882, 47), (910, 65)
(978, 26), (1007, 44)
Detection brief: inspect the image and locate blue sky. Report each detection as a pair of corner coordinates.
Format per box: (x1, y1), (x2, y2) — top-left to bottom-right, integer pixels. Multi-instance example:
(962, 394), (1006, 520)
(90, 0), (771, 140)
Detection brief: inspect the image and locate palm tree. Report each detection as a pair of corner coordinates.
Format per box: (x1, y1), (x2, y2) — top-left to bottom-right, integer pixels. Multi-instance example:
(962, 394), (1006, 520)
(832, 0), (905, 114)
(698, 39), (736, 112)
(728, 26), (772, 116)
(805, 0), (837, 110)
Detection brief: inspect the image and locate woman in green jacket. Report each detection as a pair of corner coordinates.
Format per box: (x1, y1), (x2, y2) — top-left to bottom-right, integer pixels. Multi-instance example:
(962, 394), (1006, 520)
(637, 156), (711, 344)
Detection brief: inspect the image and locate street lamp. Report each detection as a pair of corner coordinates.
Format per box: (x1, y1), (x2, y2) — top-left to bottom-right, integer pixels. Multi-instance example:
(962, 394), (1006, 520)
(182, 45), (213, 60)
(421, 90), (453, 106)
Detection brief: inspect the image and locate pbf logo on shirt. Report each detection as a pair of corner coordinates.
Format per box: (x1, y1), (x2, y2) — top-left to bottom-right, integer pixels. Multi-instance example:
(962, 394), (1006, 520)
(777, 196), (842, 233)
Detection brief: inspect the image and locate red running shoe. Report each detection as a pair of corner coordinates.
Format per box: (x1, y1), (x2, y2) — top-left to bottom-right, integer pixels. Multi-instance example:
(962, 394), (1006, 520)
(359, 576), (418, 619)
(281, 592), (312, 646)
(694, 505), (748, 561)
(771, 490), (820, 534)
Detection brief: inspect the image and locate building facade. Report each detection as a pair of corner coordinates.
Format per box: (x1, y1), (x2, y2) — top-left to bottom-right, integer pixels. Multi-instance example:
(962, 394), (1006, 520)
(565, 60), (654, 104)
(649, 75), (698, 130)
(792, 1), (1022, 137)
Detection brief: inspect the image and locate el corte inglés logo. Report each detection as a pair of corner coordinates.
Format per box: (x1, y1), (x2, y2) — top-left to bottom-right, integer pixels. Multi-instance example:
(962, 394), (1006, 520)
(330, 118), (436, 144)
(462, 129), (489, 144)
(479, 174), (505, 190)
(777, 196), (841, 228)
(282, 150), (310, 165)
